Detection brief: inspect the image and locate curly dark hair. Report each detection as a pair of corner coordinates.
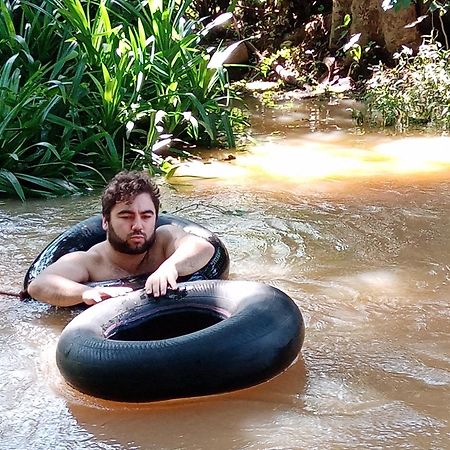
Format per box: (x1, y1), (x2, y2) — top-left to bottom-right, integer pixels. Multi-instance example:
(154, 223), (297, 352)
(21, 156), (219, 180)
(101, 171), (160, 221)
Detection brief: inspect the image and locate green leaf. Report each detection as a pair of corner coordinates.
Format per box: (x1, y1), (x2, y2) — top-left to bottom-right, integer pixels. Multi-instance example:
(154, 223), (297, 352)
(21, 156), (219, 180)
(221, 112), (235, 147)
(0, 0), (16, 39)
(0, 169), (26, 201)
(46, 113), (86, 131)
(15, 173), (73, 192)
(183, 92), (215, 141)
(343, 14), (351, 27)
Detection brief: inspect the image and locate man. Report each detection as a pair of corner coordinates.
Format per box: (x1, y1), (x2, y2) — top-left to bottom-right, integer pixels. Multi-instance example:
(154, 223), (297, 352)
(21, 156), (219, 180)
(27, 171), (215, 307)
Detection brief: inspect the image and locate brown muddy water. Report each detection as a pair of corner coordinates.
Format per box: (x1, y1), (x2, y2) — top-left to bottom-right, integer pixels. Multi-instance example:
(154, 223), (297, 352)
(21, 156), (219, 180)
(1, 99), (449, 449)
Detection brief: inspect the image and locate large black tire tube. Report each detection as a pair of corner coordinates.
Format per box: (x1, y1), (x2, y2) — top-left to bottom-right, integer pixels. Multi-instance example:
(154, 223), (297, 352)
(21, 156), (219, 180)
(56, 280), (304, 403)
(23, 214), (229, 295)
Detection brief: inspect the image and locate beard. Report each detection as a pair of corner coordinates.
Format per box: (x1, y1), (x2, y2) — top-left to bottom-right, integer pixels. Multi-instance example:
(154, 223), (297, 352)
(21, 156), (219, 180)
(107, 222), (156, 255)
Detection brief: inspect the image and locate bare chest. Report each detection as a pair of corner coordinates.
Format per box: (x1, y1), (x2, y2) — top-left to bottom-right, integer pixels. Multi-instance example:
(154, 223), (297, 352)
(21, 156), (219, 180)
(87, 248), (166, 282)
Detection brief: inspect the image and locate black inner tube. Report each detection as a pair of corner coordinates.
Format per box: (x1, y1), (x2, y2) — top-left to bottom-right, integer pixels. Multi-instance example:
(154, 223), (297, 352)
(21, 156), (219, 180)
(109, 308), (227, 341)
(23, 214), (230, 297)
(56, 280), (304, 402)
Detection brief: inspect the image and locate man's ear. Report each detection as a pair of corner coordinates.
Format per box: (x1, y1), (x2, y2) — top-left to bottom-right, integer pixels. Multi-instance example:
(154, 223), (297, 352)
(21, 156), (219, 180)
(102, 216), (108, 231)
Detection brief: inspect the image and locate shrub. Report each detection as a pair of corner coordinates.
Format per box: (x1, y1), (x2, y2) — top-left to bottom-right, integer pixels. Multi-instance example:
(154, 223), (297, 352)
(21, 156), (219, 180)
(363, 39), (450, 131)
(0, 0), (245, 200)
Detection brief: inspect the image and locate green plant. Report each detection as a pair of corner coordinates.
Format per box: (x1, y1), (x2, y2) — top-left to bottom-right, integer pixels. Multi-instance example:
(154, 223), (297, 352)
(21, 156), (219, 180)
(362, 39), (450, 130)
(342, 33), (362, 63)
(0, 56), (84, 200)
(260, 48), (293, 78)
(0, 0), (121, 198)
(0, 0), (246, 200)
(115, 0), (242, 147)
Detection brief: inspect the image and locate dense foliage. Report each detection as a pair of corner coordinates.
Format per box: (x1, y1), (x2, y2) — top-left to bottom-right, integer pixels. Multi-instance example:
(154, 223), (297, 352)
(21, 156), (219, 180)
(0, 0), (245, 200)
(2, 0), (450, 200)
(363, 40), (450, 130)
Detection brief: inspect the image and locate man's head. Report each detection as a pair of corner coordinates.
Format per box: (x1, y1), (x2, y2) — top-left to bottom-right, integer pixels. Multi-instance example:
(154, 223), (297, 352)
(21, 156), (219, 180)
(101, 171), (161, 255)
(102, 170), (160, 222)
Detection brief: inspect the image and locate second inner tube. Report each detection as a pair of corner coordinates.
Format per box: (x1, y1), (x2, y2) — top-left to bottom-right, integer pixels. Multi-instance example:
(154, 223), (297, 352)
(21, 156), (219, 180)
(56, 279), (304, 402)
(23, 214), (230, 295)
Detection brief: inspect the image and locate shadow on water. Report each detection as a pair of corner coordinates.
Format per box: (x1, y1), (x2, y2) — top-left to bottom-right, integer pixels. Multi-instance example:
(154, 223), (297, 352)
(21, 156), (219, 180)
(64, 359), (308, 450)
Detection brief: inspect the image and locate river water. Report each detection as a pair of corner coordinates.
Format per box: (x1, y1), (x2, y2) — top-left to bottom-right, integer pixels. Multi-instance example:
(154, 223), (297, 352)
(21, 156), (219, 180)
(1, 99), (449, 449)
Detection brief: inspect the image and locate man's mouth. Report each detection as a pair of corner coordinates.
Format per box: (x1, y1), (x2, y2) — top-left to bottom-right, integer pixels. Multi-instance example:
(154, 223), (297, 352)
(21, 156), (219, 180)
(129, 234), (145, 241)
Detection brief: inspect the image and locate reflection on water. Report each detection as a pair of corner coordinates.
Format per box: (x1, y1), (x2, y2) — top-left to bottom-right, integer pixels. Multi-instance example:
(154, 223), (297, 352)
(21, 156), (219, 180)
(1, 99), (449, 449)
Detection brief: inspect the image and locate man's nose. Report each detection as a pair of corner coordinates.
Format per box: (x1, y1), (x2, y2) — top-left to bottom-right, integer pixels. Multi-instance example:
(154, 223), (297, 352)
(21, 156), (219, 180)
(131, 218), (143, 230)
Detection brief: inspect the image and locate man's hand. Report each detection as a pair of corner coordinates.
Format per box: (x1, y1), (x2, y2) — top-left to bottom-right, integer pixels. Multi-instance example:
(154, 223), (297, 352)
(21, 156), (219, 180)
(81, 286), (133, 305)
(145, 262), (178, 297)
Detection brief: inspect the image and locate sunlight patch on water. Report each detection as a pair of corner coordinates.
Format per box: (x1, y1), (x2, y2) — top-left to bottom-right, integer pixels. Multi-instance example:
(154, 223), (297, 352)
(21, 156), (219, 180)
(174, 136), (450, 187)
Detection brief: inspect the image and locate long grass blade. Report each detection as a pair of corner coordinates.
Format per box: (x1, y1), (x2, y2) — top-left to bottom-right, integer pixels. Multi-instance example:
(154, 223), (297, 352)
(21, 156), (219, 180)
(0, 169), (26, 201)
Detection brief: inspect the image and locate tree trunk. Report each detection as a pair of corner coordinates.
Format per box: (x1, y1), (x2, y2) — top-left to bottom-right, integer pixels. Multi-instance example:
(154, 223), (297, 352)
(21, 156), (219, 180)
(329, 0), (420, 53)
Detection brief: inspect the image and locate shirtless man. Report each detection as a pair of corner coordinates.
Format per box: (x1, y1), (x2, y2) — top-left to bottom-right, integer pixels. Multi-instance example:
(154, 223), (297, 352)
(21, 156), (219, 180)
(27, 171), (215, 307)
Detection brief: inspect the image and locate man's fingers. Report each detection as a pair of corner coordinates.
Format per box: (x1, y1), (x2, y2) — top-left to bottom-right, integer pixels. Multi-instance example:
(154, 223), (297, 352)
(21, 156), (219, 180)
(92, 293), (102, 303)
(167, 274), (177, 290)
(82, 289), (103, 305)
(82, 287), (133, 306)
(145, 266), (178, 297)
(145, 277), (153, 295)
(160, 278), (169, 296)
(145, 276), (165, 297)
(152, 278), (161, 297)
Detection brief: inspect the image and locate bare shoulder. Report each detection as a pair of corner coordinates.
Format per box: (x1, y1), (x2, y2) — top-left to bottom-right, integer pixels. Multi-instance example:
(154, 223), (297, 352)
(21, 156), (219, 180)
(155, 223), (207, 248)
(49, 250), (91, 265)
(60, 243), (104, 263)
(156, 224), (186, 241)
(156, 223), (204, 255)
(43, 244), (103, 276)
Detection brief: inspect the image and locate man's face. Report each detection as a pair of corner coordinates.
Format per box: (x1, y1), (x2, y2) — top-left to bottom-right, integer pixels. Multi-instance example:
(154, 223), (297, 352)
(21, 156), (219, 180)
(103, 192), (157, 255)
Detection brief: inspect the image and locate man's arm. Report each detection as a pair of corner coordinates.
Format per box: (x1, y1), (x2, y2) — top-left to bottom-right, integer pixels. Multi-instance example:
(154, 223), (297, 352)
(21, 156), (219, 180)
(27, 252), (131, 307)
(145, 225), (215, 297)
